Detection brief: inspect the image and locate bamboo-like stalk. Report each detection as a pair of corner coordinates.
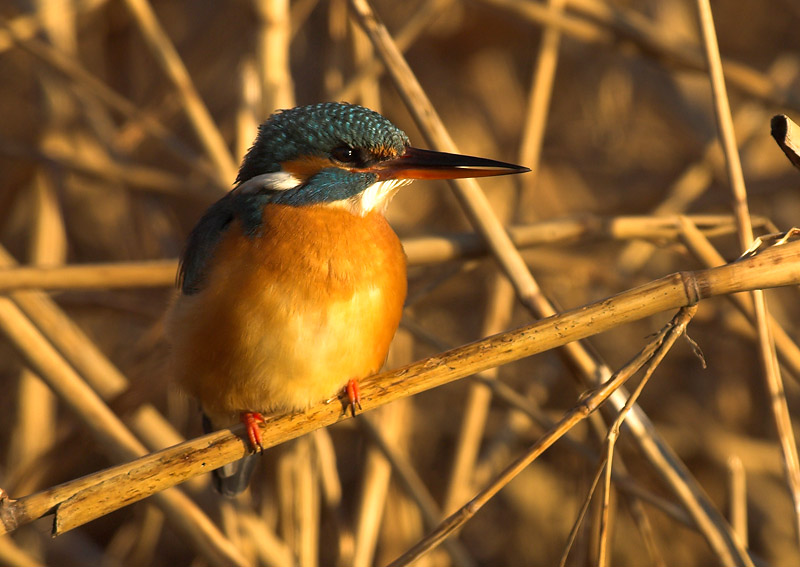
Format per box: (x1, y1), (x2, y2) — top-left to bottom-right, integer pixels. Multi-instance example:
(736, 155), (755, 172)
(0, 259), (177, 292)
(0, 214), (764, 293)
(481, 0), (800, 111)
(313, 428), (354, 565)
(254, 0), (295, 115)
(727, 455), (748, 548)
(236, 58), (260, 162)
(388, 306), (697, 567)
(1, 240), (798, 538)
(9, 171), (65, 481)
(771, 114), (800, 170)
(353, 406), (399, 567)
(0, 16), (222, 187)
(597, 310), (679, 567)
(348, 2), (754, 564)
(517, 0), (565, 180)
(679, 217), (800, 382)
(442, 277), (514, 516)
(120, 0), (237, 183)
(0, 296), (247, 566)
(696, 0), (800, 547)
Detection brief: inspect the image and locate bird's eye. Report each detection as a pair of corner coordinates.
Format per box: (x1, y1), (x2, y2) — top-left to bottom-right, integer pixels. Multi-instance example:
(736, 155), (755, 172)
(331, 145), (366, 165)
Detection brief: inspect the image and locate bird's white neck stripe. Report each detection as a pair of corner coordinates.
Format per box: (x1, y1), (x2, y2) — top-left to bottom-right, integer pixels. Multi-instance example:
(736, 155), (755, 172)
(235, 171), (302, 194)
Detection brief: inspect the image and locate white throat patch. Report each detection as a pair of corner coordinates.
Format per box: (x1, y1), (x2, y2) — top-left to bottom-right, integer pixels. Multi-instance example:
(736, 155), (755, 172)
(331, 178), (413, 216)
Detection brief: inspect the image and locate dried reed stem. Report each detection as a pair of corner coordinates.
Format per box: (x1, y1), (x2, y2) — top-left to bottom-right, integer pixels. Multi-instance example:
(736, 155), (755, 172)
(2, 241), (798, 539)
(0, 16), (221, 187)
(348, 2), (754, 564)
(0, 296), (247, 566)
(678, 217), (800, 382)
(0, 214), (756, 292)
(727, 455), (748, 548)
(697, 0), (800, 546)
(0, 259), (177, 292)
(597, 306), (689, 566)
(255, 0), (295, 114)
(388, 306), (697, 567)
(121, 0), (237, 183)
(771, 114), (800, 170)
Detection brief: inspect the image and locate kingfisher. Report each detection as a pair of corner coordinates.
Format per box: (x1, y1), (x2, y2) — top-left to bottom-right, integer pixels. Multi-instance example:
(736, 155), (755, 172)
(168, 102), (528, 495)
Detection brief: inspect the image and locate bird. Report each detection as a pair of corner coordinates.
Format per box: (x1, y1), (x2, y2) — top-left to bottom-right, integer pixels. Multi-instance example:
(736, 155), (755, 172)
(168, 102), (528, 496)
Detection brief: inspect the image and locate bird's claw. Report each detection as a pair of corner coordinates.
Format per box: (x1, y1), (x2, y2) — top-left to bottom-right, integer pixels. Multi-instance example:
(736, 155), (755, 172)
(241, 411), (266, 452)
(346, 379), (362, 417)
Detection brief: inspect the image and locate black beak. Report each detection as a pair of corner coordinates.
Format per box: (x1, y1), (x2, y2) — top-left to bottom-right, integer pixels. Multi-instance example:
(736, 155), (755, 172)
(370, 146), (529, 180)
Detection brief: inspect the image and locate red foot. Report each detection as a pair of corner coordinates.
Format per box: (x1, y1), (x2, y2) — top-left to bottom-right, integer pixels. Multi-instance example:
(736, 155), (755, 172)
(346, 379), (362, 417)
(241, 411), (266, 451)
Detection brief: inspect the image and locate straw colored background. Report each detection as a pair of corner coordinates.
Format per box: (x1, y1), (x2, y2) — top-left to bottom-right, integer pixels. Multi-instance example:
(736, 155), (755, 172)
(1, 0), (800, 565)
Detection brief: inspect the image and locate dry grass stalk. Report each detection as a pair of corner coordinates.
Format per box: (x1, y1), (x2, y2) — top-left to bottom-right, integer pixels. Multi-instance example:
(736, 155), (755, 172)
(348, 2), (755, 563)
(771, 114), (800, 170)
(0, 214), (757, 292)
(727, 455), (748, 548)
(388, 306), (698, 567)
(0, 16), (221, 186)
(596, 306), (693, 567)
(679, 218), (800, 381)
(442, 277), (514, 516)
(120, 0), (237, 183)
(0, 259), (177, 292)
(0, 296), (247, 567)
(696, 0), (800, 546)
(2, 240), (798, 541)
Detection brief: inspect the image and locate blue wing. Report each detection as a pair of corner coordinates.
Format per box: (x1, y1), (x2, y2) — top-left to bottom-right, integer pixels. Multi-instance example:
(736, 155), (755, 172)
(177, 174), (300, 295)
(177, 192), (238, 295)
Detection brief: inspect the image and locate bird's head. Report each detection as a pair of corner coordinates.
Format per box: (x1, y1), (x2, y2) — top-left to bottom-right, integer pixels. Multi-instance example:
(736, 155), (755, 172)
(234, 102), (528, 215)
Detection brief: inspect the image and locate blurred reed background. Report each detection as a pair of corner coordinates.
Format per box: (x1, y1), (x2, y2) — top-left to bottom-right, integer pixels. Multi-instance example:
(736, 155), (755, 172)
(1, 0), (800, 565)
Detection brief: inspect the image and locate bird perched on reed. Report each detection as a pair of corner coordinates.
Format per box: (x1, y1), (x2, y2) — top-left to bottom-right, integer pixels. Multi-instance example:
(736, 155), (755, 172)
(168, 102), (528, 495)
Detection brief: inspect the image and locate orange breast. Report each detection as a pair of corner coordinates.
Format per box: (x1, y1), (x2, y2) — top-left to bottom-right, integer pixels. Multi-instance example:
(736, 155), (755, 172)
(168, 203), (407, 415)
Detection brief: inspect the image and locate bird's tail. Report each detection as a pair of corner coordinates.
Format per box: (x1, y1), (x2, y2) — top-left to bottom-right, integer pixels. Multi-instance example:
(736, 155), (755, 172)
(202, 413), (259, 497)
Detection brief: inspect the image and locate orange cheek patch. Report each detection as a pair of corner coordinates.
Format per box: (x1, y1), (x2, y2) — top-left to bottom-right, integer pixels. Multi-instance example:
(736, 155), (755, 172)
(281, 156), (338, 181)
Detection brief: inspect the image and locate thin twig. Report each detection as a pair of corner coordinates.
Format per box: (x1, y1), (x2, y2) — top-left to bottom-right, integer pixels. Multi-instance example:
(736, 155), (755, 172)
(388, 306), (696, 567)
(0, 214), (765, 292)
(347, 2), (758, 564)
(598, 307), (696, 566)
(679, 216), (800, 384)
(771, 114), (800, 171)
(727, 455), (748, 548)
(696, 0), (800, 545)
(0, 297), (247, 566)
(121, 0), (237, 183)
(1, 243), (798, 537)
